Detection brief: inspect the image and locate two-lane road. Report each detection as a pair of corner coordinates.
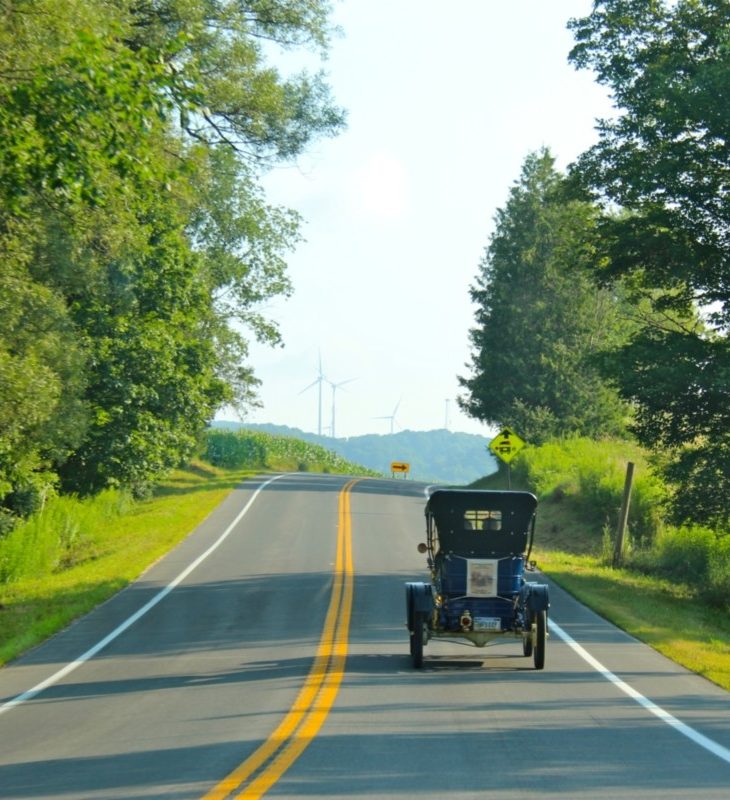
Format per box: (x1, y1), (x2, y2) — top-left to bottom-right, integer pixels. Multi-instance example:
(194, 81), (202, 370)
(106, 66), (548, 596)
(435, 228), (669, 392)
(0, 474), (728, 798)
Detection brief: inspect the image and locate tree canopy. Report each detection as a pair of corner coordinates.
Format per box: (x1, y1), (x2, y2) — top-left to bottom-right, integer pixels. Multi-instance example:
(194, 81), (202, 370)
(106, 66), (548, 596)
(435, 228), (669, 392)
(0, 0), (344, 514)
(568, 0), (730, 527)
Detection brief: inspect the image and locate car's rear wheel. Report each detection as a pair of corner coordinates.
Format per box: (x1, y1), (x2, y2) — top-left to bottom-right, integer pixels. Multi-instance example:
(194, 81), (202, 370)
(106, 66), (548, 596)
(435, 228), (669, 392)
(522, 610), (534, 657)
(411, 610), (425, 668)
(533, 609), (546, 670)
(406, 585), (414, 652)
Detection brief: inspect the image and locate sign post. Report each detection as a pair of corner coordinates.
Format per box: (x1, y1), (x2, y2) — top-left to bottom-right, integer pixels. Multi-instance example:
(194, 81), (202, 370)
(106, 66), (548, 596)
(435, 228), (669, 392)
(390, 461), (410, 479)
(488, 427), (526, 488)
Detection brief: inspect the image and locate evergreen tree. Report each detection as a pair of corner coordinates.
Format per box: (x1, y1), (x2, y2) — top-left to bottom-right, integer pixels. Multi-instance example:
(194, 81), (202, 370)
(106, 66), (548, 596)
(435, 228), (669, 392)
(459, 150), (628, 444)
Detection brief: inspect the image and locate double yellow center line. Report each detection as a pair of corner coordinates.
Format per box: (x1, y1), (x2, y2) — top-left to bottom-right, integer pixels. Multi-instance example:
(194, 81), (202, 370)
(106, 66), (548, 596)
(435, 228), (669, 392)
(203, 478), (358, 799)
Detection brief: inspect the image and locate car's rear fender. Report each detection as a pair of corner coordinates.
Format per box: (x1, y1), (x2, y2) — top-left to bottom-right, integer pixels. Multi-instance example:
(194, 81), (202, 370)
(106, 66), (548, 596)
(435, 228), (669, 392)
(521, 581), (549, 613)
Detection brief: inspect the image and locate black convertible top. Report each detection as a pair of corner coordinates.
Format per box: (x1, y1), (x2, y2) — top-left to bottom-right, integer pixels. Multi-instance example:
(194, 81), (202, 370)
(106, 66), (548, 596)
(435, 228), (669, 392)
(425, 489), (537, 558)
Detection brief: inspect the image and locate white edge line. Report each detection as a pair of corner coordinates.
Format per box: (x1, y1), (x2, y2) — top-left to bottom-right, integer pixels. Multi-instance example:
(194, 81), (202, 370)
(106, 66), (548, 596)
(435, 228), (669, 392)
(0, 473), (286, 716)
(549, 618), (730, 765)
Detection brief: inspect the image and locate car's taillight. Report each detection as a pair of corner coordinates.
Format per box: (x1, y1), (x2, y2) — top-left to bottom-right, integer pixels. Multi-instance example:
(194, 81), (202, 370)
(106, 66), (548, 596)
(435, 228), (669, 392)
(460, 610), (473, 631)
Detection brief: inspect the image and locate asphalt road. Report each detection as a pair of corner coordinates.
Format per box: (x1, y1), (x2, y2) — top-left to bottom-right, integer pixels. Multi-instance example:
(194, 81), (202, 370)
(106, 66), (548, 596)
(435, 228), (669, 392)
(0, 473), (728, 799)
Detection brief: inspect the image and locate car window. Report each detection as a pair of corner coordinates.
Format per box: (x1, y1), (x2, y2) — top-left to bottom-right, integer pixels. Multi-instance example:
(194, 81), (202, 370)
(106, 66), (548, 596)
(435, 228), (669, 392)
(463, 509), (501, 531)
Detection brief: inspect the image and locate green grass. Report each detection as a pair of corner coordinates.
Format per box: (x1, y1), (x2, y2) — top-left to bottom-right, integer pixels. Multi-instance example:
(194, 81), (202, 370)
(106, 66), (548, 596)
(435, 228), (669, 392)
(0, 461), (253, 665)
(472, 460), (730, 691)
(536, 549), (730, 690)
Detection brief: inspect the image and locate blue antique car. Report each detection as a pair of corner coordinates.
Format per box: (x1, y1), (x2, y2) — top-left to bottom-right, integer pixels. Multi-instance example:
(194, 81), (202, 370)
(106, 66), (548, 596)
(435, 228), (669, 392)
(406, 489), (549, 669)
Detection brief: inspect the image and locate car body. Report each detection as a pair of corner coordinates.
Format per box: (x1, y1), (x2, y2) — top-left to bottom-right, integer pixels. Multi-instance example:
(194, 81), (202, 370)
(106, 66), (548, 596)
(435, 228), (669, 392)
(406, 488), (549, 669)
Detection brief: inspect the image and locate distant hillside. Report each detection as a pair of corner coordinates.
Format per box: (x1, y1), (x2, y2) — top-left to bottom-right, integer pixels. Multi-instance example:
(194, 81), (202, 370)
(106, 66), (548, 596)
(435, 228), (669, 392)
(211, 422), (498, 485)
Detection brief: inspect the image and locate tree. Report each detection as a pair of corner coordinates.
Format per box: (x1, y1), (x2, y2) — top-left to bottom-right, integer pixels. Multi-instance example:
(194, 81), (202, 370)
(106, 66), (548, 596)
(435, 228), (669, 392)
(119, 0), (345, 162)
(568, 0), (730, 527)
(459, 150), (628, 444)
(0, 8), (177, 508)
(0, 0), (344, 506)
(0, 245), (88, 523)
(55, 186), (230, 495)
(186, 145), (302, 409)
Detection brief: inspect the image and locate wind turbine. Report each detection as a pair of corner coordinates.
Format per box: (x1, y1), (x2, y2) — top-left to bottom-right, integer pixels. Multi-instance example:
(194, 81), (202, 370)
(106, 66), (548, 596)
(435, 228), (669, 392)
(299, 353), (326, 436)
(328, 377), (356, 439)
(375, 398), (401, 435)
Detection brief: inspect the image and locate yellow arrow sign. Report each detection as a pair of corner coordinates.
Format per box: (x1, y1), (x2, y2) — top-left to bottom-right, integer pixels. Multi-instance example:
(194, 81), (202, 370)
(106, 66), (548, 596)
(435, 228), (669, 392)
(488, 427), (526, 464)
(390, 461), (410, 473)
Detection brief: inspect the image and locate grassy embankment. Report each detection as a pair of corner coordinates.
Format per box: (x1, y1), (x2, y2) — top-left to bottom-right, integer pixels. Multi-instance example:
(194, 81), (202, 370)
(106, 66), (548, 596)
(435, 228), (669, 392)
(0, 429), (378, 666)
(473, 438), (730, 691)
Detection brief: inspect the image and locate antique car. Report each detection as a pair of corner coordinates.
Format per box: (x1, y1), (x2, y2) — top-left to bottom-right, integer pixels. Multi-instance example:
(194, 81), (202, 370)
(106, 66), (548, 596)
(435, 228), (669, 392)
(405, 488), (549, 669)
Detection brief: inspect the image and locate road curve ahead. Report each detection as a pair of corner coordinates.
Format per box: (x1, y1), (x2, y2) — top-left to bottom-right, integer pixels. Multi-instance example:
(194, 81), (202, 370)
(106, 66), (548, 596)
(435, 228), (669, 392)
(0, 473), (728, 799)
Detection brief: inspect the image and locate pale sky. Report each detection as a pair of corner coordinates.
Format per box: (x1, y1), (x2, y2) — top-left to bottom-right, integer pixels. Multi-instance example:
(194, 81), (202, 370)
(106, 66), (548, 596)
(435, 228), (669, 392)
(222, 0), (615, 439)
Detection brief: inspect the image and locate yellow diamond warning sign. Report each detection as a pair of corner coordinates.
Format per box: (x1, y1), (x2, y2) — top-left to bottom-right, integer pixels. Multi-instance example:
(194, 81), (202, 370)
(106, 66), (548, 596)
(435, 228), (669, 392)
(488, 427), (526, 464)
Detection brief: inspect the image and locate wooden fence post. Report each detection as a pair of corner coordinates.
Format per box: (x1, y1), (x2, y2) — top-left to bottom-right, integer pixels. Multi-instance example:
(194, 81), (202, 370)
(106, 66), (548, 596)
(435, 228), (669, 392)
(613, 461), (635, 568)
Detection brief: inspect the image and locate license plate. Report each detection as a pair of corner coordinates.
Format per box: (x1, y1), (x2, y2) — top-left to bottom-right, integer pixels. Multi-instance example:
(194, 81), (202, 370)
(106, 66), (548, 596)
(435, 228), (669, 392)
(473, 616), (501, 631)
